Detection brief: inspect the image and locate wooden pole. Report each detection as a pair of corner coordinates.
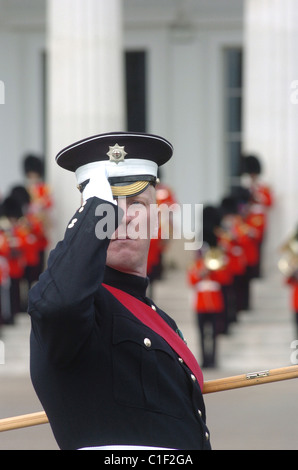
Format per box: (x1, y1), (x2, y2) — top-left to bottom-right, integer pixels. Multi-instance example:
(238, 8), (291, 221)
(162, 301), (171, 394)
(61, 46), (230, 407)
(0, 411), (48, 432)
(202, 365), (298, 394)
(1, 365), (298, 432)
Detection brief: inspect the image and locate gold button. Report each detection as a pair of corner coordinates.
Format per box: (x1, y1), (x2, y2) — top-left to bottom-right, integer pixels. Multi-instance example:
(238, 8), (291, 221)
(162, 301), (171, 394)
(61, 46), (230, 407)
(205, 432), (209, 441)
(178, 357), (184, 364)
(151, 305), (156, 311)
(198, 409), (202, 417)
(191, 374), (196, 382)
(144, 338), (151, 348)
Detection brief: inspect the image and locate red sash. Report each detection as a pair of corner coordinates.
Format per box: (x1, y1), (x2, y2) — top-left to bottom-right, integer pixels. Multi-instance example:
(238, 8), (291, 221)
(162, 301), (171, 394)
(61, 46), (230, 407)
(103, 283), (204, 390)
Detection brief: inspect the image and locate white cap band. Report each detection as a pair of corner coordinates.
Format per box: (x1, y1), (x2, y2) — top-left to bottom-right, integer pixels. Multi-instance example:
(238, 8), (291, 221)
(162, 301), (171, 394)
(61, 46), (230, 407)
(75, 159), (158, 184)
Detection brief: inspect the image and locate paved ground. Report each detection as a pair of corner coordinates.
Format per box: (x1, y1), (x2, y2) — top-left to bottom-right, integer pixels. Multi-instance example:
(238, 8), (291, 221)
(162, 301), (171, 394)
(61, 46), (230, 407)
(0, 253), (298, 450)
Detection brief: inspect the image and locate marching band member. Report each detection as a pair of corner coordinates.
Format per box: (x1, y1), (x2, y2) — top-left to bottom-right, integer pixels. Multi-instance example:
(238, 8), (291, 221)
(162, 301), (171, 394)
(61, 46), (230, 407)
(242, 154), (273, 210)
(187, 228), (227, 368)
(1, 197), (27, 322)
(23, 154), (53, 214)
(218, 228), (247, 314)
(147, 179), (177, 297)
(241, 154), (273, 277)
(0, 222), (10, 326)
(218, 195), (259, 311)
(23, 154), (53, 272)
(0, 184), (50, 321)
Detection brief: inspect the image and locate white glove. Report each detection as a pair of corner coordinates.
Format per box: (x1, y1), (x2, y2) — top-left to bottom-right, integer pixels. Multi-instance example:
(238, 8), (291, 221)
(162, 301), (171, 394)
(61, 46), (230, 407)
(78, 164), (115, 204)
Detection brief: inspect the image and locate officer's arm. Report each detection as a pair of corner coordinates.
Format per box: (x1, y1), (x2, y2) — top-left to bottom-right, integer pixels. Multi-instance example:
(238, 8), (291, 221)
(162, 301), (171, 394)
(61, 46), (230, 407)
(28, 168), (121, 364)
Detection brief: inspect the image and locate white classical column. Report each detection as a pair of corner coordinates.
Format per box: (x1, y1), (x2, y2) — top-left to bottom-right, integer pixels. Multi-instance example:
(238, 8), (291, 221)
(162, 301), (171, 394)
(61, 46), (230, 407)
(46, 0), (125, 243)
(243, 0), (298, 263)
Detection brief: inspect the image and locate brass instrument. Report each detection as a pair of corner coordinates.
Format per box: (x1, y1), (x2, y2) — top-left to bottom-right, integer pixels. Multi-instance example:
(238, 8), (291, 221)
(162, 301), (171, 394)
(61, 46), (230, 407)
(203, 247), (227, 271)
(278, 231), (298, 276)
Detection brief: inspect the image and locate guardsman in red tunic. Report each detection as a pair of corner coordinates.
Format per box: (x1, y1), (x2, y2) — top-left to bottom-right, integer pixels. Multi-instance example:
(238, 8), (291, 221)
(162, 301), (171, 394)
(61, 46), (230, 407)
(23, 154), (53, 272)
(147, 180), (177, 297)
(1, 197), (28, 321)
(10, 186), (45, 289)
(235, 217), (259, 281)
(241, 154), (273, 209)
(241, 154), (273, 277)
(219, 195), (260, 310)
(23, 154), (53, 211)
(201, 205), (236, 330)
(0, 225), (11, 325)
(187, 230), (227, 368)
(218, 230), (247, 314)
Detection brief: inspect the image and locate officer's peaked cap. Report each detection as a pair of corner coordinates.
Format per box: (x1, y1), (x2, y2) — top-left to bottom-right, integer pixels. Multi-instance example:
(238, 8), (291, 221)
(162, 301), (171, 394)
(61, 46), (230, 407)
(56, 131), (173, 197)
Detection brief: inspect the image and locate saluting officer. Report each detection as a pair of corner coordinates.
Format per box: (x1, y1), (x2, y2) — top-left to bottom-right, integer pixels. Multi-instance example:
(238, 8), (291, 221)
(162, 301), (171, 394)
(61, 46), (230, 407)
(28, 132), (211, 451)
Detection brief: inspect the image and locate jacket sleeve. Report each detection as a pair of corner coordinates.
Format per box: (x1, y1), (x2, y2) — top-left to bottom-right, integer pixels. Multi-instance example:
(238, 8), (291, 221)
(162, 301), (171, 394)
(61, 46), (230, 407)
(28, 197), (122, 365)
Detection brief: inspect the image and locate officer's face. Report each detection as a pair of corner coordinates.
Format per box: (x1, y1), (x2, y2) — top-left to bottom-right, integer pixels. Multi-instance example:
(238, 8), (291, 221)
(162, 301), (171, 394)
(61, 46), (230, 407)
(106, 185), (157, 277)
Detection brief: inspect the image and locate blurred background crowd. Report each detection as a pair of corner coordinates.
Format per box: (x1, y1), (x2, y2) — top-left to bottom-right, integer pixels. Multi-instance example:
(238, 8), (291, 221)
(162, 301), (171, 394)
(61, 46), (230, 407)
(1, 0), (298, 372)
(0, 154), (52, 327)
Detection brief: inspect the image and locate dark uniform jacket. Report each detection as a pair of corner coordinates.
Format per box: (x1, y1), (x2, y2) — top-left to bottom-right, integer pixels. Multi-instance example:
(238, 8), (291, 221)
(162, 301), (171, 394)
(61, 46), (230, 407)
(28, 197), (211, 450)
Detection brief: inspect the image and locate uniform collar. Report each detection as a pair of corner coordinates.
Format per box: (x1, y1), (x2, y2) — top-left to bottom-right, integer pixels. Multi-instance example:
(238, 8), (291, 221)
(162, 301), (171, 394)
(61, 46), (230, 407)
(103, 266), (149, 299)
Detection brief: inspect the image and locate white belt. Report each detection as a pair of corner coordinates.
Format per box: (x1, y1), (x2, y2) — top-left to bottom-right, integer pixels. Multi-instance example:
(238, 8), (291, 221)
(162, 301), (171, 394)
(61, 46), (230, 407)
(196, 280), (221, 292)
